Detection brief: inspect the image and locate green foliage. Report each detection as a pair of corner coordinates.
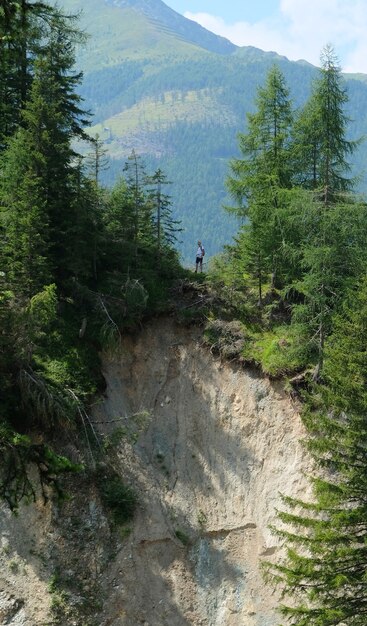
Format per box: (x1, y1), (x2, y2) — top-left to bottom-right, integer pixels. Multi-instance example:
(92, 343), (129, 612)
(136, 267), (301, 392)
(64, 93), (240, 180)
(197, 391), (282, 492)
(206, 249), (258, 321)
(0, 424), (81, 512)
(175, 529), (190, 546)
(265, 290), (367, 622)
(286, 48), (363, 372)
(0, 3), (173, 512)
(28, 284), (58, 332)
(244, 324), (311, 377)
(0, 0), (186, 516)
(97, 470), (137, 526)
(224, 48), (366, 374)
(215, 51), (367, 624)
(2, 14), (367, 626)
(48, 570), (72, 623)
(226, 65), (294, 301)
(291, 198), (367, 371)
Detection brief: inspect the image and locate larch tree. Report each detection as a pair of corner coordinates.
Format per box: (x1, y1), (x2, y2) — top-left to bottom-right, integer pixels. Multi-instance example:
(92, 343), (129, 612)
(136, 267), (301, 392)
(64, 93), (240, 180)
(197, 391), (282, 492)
(226, 65), (294, 301)
(292, 44), (356, 201)
(290, 45), (363, 375)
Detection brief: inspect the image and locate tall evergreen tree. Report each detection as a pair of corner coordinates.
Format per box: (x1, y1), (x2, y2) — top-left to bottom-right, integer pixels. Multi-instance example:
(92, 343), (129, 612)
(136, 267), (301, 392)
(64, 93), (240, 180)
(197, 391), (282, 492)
(0, 128), (51, 296)
(292, 197), (367, 373)
(292, 44), (357, 201)
(0, 0), (58, 148)
(122, 150), (154, 265)
(290, 46), (363, 374)
(146, 168), (182, 268)
(266, 276), (367, 626)
(1, 11), (90, 293)
(227, 65), (294, 299)
(85, 133), (109, 185)
(102, 176), (137, 274)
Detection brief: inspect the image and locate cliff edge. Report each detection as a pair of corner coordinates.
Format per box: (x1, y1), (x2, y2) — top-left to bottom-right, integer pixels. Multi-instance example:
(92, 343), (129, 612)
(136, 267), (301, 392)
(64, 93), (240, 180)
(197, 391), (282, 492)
(0, 317), (312, 625)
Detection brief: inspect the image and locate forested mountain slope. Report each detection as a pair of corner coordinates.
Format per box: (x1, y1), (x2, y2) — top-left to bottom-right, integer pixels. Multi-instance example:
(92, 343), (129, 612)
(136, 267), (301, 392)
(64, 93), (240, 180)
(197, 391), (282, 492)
(55, 0), (367, 261)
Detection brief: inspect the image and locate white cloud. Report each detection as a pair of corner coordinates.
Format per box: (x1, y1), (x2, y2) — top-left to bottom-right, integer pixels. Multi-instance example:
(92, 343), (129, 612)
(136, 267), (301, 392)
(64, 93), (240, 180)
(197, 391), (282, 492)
(184, 1), (367, 73)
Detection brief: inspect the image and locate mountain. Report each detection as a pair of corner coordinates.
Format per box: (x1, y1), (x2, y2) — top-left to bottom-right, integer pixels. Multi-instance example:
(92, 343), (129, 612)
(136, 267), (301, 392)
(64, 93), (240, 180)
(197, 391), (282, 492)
(103, 0), (236, 55)
(57, 0), (367, 262)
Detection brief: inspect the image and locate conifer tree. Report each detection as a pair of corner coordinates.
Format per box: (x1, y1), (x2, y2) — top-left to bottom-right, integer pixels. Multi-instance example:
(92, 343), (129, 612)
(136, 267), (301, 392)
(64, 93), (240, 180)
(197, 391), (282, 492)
(122, 150), (154, 264)
(69, 158), (103, 283)
(85, 133), (109, 185)
(1, 11), (90, 293)
(266, 277), (367, 626)
(0, 128), (51, 296)
(146, 168), (182, 268)
(290, 46), (363, 374)
(226, 65), (293, 299)
(102, 177), (137, 272)
(292, 44), (357, 200)
(0, 0), (59, 147)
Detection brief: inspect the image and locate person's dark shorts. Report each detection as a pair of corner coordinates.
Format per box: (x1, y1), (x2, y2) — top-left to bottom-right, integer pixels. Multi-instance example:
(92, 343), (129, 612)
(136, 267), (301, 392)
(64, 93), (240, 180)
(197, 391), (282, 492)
(196, 256), (203, 265)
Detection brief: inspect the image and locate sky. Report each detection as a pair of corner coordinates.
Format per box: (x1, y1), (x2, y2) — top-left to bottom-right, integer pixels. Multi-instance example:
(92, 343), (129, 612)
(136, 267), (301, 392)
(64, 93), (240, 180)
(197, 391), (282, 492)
(164, 0), (367, 74)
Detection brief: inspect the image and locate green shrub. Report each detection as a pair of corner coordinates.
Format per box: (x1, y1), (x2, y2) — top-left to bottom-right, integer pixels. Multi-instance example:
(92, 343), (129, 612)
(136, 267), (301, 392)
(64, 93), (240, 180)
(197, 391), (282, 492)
(244, 323), (312, 377)
(175, 529), (190, 545)
(98, 472), (137, 525)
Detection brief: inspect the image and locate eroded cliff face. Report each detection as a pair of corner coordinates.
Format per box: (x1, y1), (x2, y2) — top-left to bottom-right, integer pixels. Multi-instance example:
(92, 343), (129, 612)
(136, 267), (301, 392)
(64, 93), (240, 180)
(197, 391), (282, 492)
(0, 318), (312, 626)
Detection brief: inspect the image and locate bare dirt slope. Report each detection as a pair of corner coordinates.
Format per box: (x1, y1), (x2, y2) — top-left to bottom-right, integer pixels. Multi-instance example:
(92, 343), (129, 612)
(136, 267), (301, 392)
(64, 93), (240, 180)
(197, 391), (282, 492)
(92, 318), (312, 626)
(0, 317), (312, 626)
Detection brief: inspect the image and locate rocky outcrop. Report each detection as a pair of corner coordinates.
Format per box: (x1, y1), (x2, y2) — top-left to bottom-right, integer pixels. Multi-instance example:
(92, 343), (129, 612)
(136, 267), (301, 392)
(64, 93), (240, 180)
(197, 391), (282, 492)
(0, 317), (312, 625)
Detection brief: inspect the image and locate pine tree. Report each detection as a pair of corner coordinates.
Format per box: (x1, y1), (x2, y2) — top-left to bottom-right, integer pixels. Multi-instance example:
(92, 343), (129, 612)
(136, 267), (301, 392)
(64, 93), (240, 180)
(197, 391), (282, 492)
(146, 168), (182, 268)
(226, 65), (294, 300)
(0, 11), (91, 293)
(0, 0), (59, 148)
(290, 46), (363, 374)
(266, 277), (367, 626)
(292, 44), (357, 201)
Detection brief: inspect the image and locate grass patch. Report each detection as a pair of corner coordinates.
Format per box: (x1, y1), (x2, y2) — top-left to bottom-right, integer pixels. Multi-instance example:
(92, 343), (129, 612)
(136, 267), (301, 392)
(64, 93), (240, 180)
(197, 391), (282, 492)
(243, 323), (312, 377)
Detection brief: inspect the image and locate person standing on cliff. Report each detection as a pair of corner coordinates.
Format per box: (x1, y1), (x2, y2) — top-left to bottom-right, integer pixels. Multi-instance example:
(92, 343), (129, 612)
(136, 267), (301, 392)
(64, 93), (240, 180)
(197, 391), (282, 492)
(195, 241), (205, 273)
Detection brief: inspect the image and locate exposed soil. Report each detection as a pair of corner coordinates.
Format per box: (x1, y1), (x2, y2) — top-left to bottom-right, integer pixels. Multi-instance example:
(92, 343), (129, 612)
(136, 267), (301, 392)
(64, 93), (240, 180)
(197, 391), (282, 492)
(0, 317), (312, 626)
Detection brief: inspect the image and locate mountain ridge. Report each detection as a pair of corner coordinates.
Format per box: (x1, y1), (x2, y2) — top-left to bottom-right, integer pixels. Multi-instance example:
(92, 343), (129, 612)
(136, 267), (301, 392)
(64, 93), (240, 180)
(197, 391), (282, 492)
(56, 0), (367, 261)
(104, 0), (237, 55)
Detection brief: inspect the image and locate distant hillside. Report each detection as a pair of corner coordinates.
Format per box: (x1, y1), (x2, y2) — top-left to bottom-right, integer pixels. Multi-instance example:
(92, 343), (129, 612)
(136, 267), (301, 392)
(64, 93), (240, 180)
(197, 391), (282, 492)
(103, 0), (236, 55)
(57, 0), (367, 262)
